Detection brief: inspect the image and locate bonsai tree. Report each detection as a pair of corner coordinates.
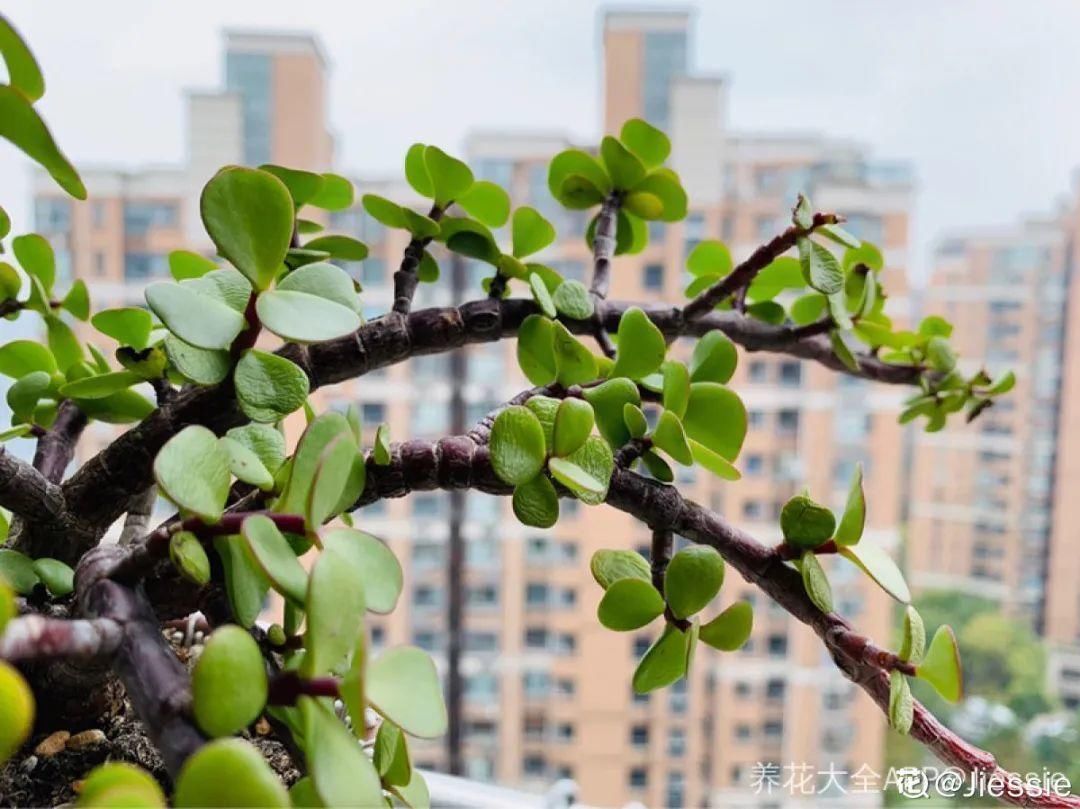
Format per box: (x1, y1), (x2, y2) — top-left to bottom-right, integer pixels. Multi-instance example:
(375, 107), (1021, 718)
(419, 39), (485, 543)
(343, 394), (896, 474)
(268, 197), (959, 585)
(0, 12), (1056, 808)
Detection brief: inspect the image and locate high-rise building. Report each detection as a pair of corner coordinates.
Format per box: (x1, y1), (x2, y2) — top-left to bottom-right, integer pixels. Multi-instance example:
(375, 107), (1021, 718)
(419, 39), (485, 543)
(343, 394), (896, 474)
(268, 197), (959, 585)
(26, 11), (915, 807)
(907, 183), (1080, 709)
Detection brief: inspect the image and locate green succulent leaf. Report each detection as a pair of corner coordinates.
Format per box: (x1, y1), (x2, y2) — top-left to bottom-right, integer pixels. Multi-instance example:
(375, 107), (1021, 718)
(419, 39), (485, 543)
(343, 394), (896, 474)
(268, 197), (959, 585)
(835, 463), (866, 546)
(145, 281), (246, 351)
(632, 624), (689, 693)
(916, 626), (963, 703)
(169, 531), (211, 586)
(374, 423), (392, 465)
(164, 337), (231, 386)
(0, 86), (85, 198)
(77, 762), (167, 808)
(682, 382), (746, 461)
(559, 436), (613, 505)
(240, 515), (308, 606)
(600, 136), (647, 189)
(780, 494), (836, 549)
(665, 545), (725, 619)
(0, 340), (56, 378)
(553, 398), (594, 457)
(368, 646), (448, 738)
(516, 314), (557, 386)
(31, 557), (74, 596)
(800, 550), (833, 613)
(583, 378), (640, 448)
(257, 273), (361, 343)
(59, 370), (142, 400)
(699, 601), (753, 651)
(307, 173), (355, 212)
(490, 405), (547, 485)
(404, 143), (434, 197)
(899, 605), (926, 664)
(0, 16), (44, 101)
(686, 240), (732, 278)
(838, 541), (911, 603)
(610, 306), (666, 380)
(512, 474), (560, 529)
(423, 146), (474, 207)
(619, 118), (670, 169)
(234, 350), (310, 424)
(529, 271), (557, 318)
(651, 410), (693, 465)
(300, 697), (383, 808)
(798, 237), (843, 295)
(510, 206), (555, 258)
(219, 436), (274, 491)
(623, 403), (648, 439)
(303, 544), (366, 677)
(457, 180), (510, 228)
(192, 625), (268, 738)
(661, 361), (690, 418)
(322, 528), (403, 615)
(552, 280), (593, 320)
(689, 331), (737, 384)
(200, 166), (293, 291)
(214, 536), (270, 629)
(302, 235), (369, 262)
(597, 577), (664, 631)
(552, 321), (598, 386)
(169, 250), (217, 281)
(548, 456), (604, 496)
(548, 149), (611, 203)
(92, 307), (154, 350)
(0, 661), (34, 765)
(374, 720), (412, 788)
(153, 426), (231, 522)
(590, 548), (653, 589)
(6, 371), (50, 423)
(0, 549), (39, 594)
(888, 670), (914, 734)
(174, 738), (289, 808)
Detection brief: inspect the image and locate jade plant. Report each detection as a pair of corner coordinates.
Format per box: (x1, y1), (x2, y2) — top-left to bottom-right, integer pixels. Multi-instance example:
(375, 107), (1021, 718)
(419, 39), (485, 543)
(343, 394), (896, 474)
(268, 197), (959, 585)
(0, 11), (1053, 809)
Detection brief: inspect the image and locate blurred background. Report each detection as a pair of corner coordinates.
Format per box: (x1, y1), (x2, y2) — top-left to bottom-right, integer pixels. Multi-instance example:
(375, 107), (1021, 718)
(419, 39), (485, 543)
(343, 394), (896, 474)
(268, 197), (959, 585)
(3, 1), (1080, 806)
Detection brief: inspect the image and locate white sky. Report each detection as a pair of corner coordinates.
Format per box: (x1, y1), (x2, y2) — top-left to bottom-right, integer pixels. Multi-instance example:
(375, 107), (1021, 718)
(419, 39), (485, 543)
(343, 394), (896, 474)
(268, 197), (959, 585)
(2, 0), (1080, 284)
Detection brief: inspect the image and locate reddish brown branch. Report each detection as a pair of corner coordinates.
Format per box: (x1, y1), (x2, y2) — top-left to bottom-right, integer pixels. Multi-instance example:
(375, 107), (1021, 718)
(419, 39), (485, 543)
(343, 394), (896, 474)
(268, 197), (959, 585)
(346, 433), (1078, 808)
(588, 194), (621, 357)
(266, 671), (341, 706)
(682, 212), (840, 321)
(0, 614), (123, 662)
(391, 204), (444, 314)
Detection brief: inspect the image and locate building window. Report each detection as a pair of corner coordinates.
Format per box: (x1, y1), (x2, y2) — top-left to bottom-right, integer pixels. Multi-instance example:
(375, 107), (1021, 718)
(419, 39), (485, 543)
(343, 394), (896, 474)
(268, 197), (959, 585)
(744, 454), (764, 477)
(123, 202), (178, 234)
(94, 252), (107, 277)
(777, 409), (799, 435)
(464, 673), (498, 701)
(628, 767), (648, 789)
(735, 723), (752, 741)
(778, 361), (802, 386)
(413, 585), (441, 608)
(767, 634), (788, 656)
(765, 678), (785, 701)
(748, 360), (768, 382)
(124, 252), (168, 281)
(670, 678), (688, 713)
(225, 51), (273, 166)
(34, 198), (71, 232)
(748, 409), (765, 428)
(643, 263), (664, 290)
(641, 29), (687, 129)
(665, 772), (686, 808)
(630, 725), (649, 747)
(466, 585), (498, 608)
(412, 493), (445, 519)
(742, 500), (763, 519)
(92, 201), (106, 229)
(668, 727), (686, 757)
(361, 402), (385, 424)
(633, 636), (651, 657)
(684, 212), (705, 254)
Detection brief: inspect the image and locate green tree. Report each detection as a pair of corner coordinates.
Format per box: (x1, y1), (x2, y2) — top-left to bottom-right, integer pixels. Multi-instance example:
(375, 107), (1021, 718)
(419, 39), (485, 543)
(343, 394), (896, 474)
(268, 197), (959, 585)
(0, 12), (1049, 809)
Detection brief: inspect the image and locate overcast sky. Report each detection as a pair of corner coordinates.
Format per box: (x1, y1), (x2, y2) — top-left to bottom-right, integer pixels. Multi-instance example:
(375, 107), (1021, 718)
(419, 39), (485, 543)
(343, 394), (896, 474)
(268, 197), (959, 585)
(2, 0), (1080, 283)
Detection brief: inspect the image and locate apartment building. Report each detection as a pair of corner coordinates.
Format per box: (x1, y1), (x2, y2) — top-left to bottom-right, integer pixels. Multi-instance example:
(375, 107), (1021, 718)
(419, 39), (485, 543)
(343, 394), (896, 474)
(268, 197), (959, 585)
(908, 182), (1080, 709)
(26, 11), (915, 807)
